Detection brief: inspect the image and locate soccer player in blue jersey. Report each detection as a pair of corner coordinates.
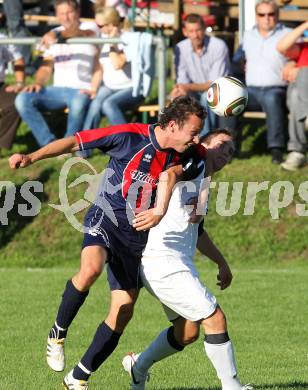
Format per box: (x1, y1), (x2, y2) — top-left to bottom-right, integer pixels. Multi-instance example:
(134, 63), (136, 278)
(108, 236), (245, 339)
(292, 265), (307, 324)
(9, 96), (207, 388)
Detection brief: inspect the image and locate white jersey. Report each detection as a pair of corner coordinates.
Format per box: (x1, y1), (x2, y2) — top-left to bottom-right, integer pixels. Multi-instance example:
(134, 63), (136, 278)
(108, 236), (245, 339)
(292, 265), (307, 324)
(141, 162), (217, 322)
(43, 22), (98, 90)
(142, 164), (208, 275)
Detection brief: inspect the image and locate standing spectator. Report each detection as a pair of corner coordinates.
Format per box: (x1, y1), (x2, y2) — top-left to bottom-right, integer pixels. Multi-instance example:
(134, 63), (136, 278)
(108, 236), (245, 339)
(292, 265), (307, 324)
(277, 21), (308, 170)
(3, 0), (32, 73)
(240, 0), (292, 163)
(15, 0), (99, 148)
(170, 13), (231, 136)
(83, 7), (145, 129)
(0, 34), (24, 154)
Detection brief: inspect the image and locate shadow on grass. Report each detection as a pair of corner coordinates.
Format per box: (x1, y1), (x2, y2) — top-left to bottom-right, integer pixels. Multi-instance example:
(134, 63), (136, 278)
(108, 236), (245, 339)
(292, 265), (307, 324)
(162, 382), (308, 390)
(0, 167), (54, 249)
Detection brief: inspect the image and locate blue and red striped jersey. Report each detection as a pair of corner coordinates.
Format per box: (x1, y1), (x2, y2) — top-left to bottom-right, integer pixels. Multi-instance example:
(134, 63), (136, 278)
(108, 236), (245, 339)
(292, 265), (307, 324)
(75, 123), (181, 223)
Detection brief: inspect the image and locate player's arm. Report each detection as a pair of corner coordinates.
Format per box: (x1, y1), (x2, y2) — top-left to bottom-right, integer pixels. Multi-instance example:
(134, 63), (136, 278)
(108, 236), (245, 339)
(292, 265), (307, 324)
(133, 164), (183, 231)
(197, 229), (233, 290)
(8, 136), (79, 169)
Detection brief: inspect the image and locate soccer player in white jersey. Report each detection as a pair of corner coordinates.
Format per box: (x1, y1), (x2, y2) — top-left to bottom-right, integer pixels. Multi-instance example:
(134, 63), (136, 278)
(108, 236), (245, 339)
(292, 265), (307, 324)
(123, 129), (252, 390)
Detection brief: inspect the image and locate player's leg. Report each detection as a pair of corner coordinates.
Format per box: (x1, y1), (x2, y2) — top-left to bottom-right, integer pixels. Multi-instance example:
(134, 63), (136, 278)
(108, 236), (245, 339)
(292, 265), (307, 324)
(64, 288), (139, 387)
(123, 267), (209, 389)
(47, 245), (107, 372)
(122, 318), (189, 390)
(202, 307), (250, 390)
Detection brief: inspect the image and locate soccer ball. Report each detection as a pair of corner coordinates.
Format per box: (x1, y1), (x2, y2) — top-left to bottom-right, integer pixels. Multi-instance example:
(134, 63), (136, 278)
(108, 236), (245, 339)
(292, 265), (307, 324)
(207, 76), (248, 117)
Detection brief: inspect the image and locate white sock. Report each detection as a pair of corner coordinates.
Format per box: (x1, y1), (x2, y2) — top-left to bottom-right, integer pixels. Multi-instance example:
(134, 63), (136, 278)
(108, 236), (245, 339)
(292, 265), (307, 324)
(136, 327), (183, 373)
(204, 340), (242, 390)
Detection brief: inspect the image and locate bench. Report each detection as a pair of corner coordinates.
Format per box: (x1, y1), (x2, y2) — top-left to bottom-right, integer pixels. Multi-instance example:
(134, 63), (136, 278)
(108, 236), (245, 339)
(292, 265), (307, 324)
(137, 104), (268, 122)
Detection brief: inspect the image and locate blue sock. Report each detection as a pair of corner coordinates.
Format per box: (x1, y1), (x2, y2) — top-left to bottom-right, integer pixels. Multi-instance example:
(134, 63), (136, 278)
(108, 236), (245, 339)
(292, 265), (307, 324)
(73, 322), (121, 378)
(55, 280), (89, 330)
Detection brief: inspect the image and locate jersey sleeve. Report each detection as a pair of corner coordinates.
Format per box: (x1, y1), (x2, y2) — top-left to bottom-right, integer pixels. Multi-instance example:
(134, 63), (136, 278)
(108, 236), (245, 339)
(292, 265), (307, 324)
(75, 123), (148, 157)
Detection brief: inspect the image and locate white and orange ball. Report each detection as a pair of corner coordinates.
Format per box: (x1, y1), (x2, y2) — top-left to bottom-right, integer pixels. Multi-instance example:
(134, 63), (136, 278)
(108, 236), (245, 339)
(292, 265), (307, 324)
(207, 76), (248, 117)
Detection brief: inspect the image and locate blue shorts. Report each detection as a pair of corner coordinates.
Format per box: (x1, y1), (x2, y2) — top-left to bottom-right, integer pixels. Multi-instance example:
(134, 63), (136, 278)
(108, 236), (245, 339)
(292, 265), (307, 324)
(82, 205), (148, 291)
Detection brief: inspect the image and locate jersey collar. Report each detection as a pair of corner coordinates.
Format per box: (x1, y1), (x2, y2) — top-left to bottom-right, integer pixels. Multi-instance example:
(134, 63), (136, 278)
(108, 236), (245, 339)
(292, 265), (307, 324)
(149, 123), (165, 151)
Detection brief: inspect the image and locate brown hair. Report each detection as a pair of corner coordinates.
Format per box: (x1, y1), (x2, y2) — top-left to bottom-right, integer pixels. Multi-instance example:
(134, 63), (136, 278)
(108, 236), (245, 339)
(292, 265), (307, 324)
(201, 128), (234, 145)
(182, 13), (206, 29)
(158, 96), (207, 129)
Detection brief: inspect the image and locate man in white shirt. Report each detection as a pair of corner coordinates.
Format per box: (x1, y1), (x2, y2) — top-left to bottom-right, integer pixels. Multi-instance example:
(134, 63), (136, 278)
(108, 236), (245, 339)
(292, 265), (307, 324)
(15, 0), (99, 147)
(122, 130), (252, 390)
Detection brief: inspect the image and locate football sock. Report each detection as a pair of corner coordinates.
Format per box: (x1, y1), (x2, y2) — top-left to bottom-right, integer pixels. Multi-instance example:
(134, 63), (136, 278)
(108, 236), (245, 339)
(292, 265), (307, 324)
(75, 322), (121, 376)
(136, 326), (184, 373)
(73, 362), (92, 381)
(204, 333), (240, 389)
(55, 279), (89, 330)
(48, 321), (67, 340)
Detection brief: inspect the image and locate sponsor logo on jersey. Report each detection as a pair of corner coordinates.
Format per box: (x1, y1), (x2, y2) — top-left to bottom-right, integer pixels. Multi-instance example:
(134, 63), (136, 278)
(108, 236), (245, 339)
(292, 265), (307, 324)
(130, 169), (157, 185)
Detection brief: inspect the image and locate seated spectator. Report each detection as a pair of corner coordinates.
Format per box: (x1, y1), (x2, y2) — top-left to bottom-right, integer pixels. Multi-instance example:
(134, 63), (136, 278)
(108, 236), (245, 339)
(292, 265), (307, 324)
(0, 34), (24, 154)
(277, 21), (308, 170)
(15, 0), (99, 148)
(169, 13), (231, 136)
(235, 0), (292, 163)
(82, 7), (146, 129)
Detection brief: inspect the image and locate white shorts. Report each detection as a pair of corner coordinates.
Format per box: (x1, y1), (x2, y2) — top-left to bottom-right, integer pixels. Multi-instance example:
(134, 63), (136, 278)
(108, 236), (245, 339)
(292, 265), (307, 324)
(140, 257), (217, 322)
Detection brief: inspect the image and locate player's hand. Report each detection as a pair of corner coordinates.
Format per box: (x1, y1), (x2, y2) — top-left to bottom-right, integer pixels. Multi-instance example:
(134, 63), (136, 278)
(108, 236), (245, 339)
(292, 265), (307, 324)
(132, 208), (163, 231)
(217, 262), (233, 290)
(9, 153), (31, 169)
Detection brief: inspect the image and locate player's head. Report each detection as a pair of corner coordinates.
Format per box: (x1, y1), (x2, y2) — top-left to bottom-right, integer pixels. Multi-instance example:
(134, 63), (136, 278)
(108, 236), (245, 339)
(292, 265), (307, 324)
(55, 0), (80, 30)
(182, 14), (206, 49)
(201, 128), (235, 173)
(158, 96), (207, 153)
(255, 0), (279, 32)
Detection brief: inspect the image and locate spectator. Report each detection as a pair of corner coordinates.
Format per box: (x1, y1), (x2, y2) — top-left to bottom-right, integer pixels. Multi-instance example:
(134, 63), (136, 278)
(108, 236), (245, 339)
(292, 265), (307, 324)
(3, 0), (32, 73)
(277, 21), (308, 170)
(15, 0), (99, 148)
(83, 7), (148, 129)
(237, 0), (292, 163)
(0, 35), (25, 154)
(170, 13), (231, 136)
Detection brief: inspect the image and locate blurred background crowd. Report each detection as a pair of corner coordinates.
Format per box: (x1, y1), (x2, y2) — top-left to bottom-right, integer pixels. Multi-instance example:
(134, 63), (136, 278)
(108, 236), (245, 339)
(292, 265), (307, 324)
(0, 0), (307, 170)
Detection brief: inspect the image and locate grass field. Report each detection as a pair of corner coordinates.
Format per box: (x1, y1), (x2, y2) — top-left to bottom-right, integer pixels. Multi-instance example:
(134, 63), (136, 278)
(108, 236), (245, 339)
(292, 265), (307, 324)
(1, 122), (308, 389)
(1, 265), (308, 389)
